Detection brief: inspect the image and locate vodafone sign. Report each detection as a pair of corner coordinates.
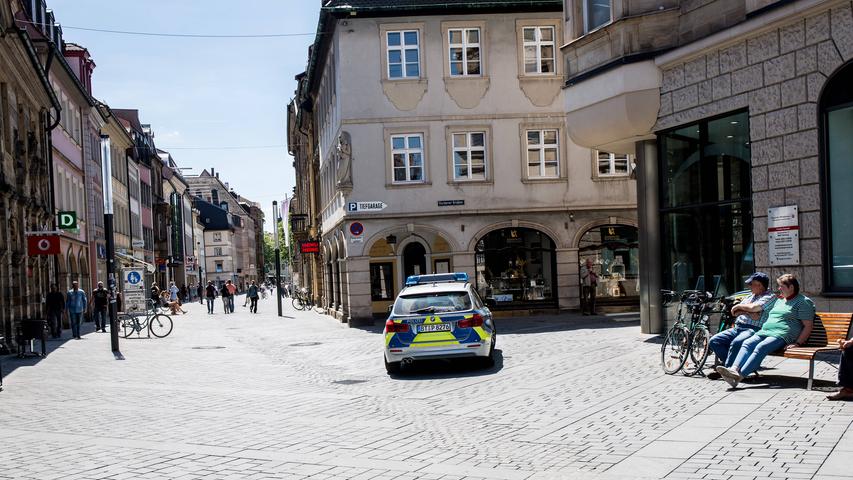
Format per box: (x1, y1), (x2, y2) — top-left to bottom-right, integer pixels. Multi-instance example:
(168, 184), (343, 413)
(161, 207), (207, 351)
(27, 235), (60, 256)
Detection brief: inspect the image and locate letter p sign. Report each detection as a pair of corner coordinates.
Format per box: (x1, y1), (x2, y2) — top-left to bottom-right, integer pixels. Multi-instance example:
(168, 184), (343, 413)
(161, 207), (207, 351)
(58, 211), (78, 230)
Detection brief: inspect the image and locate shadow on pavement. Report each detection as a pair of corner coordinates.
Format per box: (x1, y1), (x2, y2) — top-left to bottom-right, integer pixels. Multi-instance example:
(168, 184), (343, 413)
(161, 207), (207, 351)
(1, 321), (104, 385)
(389, 349), (505, 380)
(355, 313), (640, 336)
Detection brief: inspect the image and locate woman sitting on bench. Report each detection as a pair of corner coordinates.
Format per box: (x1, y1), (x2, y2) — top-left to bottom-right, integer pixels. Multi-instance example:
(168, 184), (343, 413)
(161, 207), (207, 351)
(716, 273), (815, 389)
(828, 335), (853, 401)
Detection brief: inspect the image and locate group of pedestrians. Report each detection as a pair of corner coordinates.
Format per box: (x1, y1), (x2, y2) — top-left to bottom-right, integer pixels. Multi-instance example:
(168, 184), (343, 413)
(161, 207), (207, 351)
(707, 272), (853, 400)
(44, 280), (110, 339)
(203, 279), (267, 314)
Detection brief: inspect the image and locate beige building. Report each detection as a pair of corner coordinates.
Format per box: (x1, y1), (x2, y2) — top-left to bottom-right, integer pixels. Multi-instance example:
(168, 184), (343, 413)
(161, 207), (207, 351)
(295, 0), (638, 325)
(560, 0), (853, 332)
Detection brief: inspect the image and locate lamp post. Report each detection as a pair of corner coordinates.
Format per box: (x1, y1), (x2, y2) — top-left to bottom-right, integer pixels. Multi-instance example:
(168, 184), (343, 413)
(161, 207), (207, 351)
(273, 200), (282, 317)
(100, 135), (120, 355)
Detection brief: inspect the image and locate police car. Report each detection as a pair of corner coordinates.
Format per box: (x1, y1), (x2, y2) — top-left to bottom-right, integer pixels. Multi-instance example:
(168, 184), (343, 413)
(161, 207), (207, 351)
(383, 273), (496, 374)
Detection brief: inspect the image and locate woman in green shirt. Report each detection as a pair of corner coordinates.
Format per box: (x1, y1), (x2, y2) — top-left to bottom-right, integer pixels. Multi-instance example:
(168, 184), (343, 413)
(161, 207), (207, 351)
(717, 274), (815, 388)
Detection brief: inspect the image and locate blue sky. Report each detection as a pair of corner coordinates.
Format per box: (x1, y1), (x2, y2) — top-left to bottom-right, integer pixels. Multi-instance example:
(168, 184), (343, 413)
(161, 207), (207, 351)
(49, 0), (320, 232)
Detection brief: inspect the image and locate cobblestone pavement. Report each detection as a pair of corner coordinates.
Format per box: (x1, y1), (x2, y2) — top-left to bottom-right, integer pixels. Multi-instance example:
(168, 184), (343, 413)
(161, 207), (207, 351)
(0, 296), (851, 480)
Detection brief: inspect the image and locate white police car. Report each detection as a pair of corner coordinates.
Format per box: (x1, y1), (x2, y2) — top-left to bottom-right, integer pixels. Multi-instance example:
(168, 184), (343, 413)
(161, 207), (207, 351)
(383, 273), (496, 374)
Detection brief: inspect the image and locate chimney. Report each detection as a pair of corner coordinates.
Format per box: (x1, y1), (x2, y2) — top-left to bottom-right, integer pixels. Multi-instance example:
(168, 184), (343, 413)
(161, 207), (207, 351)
(210, 167), (215, 177)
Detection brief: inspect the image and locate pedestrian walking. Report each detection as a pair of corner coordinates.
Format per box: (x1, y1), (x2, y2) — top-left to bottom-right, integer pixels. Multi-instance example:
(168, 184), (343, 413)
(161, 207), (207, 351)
(579, 258), (598, 315)
(205, 281), (217, 314)
(248, 281), (260, 314)
(46, 284), (65, 339)
(90, 281), (109, 333)
(226, 280), (237, 313)
(197, 283), (204, 305)
(180, 285), (188, 303)
(220, 282), (231, 314)
(65, 281), (87, 339)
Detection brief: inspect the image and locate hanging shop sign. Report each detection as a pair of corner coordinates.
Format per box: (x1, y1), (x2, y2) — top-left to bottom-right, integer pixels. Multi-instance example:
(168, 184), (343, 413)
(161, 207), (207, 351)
(768, 205), (800, 266)
(27, 234), (60, 256)
(58, 211), (78, 230)
(347, 201), (387, 213)
(300, 241), (320, 254)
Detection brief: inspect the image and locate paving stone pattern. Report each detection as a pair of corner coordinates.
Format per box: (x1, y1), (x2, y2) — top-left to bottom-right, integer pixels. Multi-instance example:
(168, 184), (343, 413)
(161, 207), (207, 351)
(0, 298), (851, 479)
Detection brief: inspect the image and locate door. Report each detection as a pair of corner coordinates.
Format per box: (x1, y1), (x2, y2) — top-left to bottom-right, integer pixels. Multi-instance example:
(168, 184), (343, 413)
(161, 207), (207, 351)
(402, 242), (427, 279)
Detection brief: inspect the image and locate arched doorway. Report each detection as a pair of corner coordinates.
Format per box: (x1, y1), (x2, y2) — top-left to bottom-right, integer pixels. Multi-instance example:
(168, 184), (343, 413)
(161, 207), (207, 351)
(402, 242), (427, 278)
(475, 227), (557, 308)
(578, 225), (639, 306)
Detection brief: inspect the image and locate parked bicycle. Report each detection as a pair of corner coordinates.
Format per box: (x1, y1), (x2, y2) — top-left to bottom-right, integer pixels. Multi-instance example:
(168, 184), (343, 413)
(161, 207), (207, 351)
(291, 289), (315, 311)
(660, 289), (716, 376)
(119, 300), (174, 339)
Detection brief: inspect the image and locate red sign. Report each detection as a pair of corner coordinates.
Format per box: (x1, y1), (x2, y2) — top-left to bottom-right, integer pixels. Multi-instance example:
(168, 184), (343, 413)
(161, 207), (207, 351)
(27, 235), (60, 256)
(300, 241), (320, 254)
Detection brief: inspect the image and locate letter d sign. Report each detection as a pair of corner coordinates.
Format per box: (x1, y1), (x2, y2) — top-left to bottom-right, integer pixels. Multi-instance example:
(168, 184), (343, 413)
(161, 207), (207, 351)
(58, 211), (77, 230)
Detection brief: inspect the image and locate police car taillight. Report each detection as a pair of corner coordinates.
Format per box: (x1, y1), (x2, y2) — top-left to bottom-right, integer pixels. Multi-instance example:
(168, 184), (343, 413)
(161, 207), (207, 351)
(385, 319), (410, 333)
(457, 313), (484, 329)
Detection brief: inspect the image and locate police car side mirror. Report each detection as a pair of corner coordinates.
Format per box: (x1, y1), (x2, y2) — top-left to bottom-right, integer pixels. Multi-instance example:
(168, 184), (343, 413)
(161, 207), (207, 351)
(387, 304), (394, 313)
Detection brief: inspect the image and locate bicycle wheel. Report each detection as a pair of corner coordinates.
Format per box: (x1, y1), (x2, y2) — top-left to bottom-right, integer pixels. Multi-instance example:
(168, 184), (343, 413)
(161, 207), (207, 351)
(683, 326), (711, 376)
(119, 314), (137, 339)
(291, 297), (304, 310)
(149, 314), (174, 338)
(661, 325), (690, 374)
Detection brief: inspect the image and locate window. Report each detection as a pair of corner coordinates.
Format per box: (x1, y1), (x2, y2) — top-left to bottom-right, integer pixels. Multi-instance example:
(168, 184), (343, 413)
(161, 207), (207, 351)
(213, 247), (223, 256)
(215, 262), (223, 273)
(820, 62), (853, 292)
(448, 28), (481, 76)
(583, 0), (612, 33)
(526, 129), (559, 178)
(597, 151), (630, 177)
(522, 27), (555, 74)
(452, 132), (486, 181)
(370, 263), (394, 301)
(386, 30), (420, 79)
(391, 134), (424, 183)
(213, 232), (222, 242)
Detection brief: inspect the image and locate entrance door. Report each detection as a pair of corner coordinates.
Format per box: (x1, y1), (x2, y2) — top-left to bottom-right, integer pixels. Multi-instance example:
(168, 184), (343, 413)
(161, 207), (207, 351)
(402, 242), (427, 278)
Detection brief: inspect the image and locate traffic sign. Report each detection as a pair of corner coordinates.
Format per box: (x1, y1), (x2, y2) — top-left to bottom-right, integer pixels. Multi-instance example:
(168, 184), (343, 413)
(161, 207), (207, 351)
(122, 268), (147, 312)
(349, 222), (364, 237)
(58, 211), (78, 230)
(347, 201), (387, 213)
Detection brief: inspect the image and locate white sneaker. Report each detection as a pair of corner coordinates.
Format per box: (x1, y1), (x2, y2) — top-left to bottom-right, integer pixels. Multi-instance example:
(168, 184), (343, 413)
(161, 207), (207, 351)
(715, 366), (742, 388)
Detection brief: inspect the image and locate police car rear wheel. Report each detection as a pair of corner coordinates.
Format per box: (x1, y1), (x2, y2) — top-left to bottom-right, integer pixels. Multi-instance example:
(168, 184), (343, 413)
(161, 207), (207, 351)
(384, 357), (402, 375)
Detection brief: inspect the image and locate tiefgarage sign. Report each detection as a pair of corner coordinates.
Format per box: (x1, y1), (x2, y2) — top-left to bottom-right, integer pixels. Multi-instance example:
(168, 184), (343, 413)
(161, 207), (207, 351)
(347, 201), (387, 213)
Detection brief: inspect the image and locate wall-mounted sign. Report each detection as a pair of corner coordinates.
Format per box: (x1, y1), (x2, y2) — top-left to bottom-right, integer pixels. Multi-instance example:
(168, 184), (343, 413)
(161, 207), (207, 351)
(132, 239), (145, 248)
(300, 241), (320, 254)
(349, 222), (364, 237)
(768, 205), (800, 266)
(27, 234), (60, 256)
(58, 211), (78, 230)
(350, 236), (364, 244)
(97, 243), (107, 259)
(437, 200), (465, 207)
(347, 201), (387, 213)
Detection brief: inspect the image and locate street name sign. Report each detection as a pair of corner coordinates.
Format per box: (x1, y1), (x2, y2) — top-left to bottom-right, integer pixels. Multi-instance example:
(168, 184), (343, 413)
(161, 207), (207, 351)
(437, 200), (465, 207)
(768, 205), (800, 266)
(347, 201), (387, 213)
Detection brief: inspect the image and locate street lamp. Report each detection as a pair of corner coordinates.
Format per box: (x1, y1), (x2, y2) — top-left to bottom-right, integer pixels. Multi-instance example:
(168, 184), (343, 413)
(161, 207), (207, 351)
(100, 135), (121, 357)
(273, 200), (282, 317)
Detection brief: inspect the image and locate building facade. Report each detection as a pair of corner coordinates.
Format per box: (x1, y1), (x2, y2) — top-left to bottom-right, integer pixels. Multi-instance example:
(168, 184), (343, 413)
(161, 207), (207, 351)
(561, 0), (853, 332)
(293, 0), (639, 325)
(0, 0), (61, 347)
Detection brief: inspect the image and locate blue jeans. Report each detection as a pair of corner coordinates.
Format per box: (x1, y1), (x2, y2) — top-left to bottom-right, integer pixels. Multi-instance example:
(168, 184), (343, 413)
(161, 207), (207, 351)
(93, 308), (107, 331)
(47, 310), (62, 337)
(709, 324), (759, 367)
(69, 312), (83, 338)
(206, 298), (215, 313)
(731, 334), (786, 377)
(228, 297), (235, 313)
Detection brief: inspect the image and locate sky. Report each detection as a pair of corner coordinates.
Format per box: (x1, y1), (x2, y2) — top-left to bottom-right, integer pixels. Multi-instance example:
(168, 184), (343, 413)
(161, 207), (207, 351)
(49, 0), (321, 232)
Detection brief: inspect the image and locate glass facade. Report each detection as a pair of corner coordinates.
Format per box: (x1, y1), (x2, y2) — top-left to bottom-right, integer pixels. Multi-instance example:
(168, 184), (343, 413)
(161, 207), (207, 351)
(821, 62), (853, 292)
(475, 228), (556, 307)
(659, 110), (753, 296)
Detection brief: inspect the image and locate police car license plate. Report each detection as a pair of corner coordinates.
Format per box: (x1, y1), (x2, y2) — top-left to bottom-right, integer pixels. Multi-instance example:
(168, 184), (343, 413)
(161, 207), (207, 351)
(419, 324), (451, 333)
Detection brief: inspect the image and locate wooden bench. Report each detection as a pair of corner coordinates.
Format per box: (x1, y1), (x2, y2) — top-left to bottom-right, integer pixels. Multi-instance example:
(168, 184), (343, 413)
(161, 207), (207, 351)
(769, 312), (853, 390)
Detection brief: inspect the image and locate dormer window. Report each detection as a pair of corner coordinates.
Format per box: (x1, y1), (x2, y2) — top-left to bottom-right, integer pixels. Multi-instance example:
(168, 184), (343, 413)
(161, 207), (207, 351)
(583, 0), (612, 33)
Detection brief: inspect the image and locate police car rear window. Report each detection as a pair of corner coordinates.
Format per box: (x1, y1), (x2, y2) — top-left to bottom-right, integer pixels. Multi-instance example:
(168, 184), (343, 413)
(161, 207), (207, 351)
(394, 292), (472, 315)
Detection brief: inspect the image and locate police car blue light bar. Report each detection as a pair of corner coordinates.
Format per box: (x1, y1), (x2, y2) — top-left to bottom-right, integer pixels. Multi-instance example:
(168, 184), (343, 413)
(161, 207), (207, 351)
(405, 272), (469, 286)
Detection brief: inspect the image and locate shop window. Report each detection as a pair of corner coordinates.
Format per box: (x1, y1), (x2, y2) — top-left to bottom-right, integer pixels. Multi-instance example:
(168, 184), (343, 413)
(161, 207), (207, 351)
(658, 110), (753, 296)
(370, 263), (394, 301)
(475, 228), (556, 307)
(578, 225), (639, 301)
(820, 61), (853, 292)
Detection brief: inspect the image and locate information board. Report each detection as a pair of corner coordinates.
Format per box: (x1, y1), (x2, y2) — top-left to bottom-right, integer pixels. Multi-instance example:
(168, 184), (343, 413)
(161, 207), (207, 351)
(768, 205), (800, 266)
